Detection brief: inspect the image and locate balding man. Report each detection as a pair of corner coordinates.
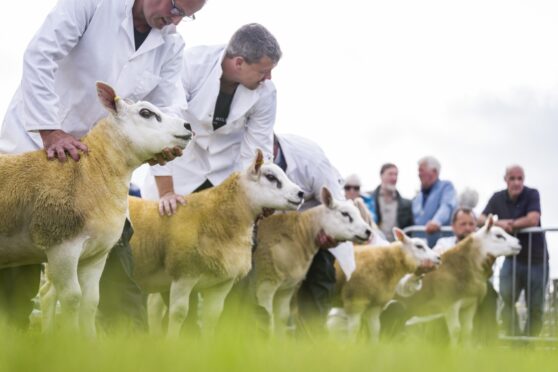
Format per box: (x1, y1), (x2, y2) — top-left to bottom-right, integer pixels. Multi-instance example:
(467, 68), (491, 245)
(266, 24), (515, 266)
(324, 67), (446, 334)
(479, 165), (548, 337)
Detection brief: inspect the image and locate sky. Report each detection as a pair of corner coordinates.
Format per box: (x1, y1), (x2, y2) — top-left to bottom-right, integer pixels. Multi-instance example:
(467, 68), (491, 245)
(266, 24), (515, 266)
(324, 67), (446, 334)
(0, 0), (557, 275)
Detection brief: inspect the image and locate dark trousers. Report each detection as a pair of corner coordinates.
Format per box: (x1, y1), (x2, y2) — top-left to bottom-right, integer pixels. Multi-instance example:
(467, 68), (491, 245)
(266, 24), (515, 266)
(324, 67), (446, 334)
(0, 219), (146, 332)
(499, 258), (549, 336)
(296, 249), (336, 333)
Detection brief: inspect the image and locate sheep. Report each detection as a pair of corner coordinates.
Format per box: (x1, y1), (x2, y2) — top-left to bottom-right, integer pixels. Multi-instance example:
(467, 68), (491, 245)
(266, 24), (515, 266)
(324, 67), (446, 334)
(330, 228), (441, 342)
(128, 150), (304, 338)
(0, 82), (193, 337)
(252, 187), (372, 336)
(400, 215), (521, 346)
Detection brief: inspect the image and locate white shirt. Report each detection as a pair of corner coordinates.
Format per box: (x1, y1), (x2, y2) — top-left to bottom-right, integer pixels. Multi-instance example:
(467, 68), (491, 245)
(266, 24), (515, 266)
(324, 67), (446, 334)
(432, 236), (457, 255)
(0, 0), (186, 155)
(274, 133), (356, 278)
(144, 44), (277, 198)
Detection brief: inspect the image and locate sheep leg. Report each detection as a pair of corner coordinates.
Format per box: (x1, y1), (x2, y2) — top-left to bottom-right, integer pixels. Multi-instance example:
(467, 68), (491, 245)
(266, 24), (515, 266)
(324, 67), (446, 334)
(444, 301), (462, 347)
(45, 236), (86, 333)
(167, 276), (199, 338)
(147, 293), (167, 336)
(459, 303), (477, 345)
(346, 311), (363, 342)
(365, 306), (382, 342)
(199, 279), (235, 338)
(39, 271), (58, 333)
(273, 288), (296, 337)
(255, 281), (281, 335)
(77, 252), (109, 338)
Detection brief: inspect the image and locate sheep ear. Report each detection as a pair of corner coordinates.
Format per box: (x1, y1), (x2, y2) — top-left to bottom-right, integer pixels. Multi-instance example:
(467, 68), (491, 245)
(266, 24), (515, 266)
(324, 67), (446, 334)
(486, 214), (494, 231)
(393, 227), (406, 242)
(251, 149), (264, 175)
(321, 187), (334, 208)
(96, 81), (118, 114)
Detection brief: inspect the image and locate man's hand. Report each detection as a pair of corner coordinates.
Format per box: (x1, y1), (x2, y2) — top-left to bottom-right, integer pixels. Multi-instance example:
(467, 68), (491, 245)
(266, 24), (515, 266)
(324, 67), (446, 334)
(40, 129), (88, 162)
(496, 219), (514, 234)
(158, 192), (186, 216)
(315, 229), (338, 249)
(425, 220), (441, 234)
(148, 146), (183, 166)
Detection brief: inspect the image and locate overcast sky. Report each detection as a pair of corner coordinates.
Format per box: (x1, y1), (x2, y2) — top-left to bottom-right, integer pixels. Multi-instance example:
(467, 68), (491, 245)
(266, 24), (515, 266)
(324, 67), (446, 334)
(1, 0), (557, 275)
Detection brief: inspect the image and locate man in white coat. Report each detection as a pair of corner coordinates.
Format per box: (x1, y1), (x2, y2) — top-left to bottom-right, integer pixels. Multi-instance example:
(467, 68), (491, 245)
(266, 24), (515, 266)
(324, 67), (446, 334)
(144, 23), (282, 214)
(273, 133), (355, 333)
(0, 0), (206, 330)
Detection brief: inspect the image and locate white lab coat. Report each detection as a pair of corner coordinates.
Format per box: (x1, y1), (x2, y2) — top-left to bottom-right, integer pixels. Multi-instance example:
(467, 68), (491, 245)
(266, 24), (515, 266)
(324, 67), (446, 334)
(274, 133), (356, 278)
(0, 0), (186, 154)
(145, 44), (277, 198)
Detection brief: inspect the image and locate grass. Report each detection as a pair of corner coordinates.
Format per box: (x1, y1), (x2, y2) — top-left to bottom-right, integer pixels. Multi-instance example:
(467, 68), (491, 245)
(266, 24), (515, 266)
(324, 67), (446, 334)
(0, 316), (557, 372)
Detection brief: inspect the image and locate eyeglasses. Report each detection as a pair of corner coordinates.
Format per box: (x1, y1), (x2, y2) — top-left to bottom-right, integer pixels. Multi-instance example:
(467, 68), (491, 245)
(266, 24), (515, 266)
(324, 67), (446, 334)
(170, 0), (196, 22)
(344, 185), (360, 192)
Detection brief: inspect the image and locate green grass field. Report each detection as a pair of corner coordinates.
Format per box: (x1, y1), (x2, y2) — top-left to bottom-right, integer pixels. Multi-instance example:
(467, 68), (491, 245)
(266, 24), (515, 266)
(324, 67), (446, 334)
(1, 317), (557, 372)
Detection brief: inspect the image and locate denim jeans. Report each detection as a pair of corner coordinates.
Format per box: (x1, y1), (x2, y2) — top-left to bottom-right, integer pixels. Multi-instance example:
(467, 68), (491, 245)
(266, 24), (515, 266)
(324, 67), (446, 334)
(499, 257), (549, 336)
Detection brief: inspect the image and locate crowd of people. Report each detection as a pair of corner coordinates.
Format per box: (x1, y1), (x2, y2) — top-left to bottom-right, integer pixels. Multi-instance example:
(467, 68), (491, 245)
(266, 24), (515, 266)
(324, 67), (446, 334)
(0, 0), (550, 340)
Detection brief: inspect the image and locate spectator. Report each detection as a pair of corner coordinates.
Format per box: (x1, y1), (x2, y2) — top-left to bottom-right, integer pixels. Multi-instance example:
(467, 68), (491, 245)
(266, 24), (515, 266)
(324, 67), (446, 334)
(412, 156), (457, 247)
(0, 0), (206, 330)
(369, 163), (414, 241)
(343, 173), (376, 225)
(479, 165), (548, 336)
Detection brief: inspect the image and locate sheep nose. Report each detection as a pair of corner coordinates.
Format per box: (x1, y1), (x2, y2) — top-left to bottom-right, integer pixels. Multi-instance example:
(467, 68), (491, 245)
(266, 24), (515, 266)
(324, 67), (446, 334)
(184, 123), (192, 131)
(297, 191), (304, 199)
(365, 229), (372, 238)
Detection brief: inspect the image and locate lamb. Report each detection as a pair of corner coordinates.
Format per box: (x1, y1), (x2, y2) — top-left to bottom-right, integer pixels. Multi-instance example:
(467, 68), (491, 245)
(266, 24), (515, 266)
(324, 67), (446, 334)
(128, 150), (304, 338)
(400, 215), (521, 345)
(330, 228), (441, 342)
(252, 187), (372, 336)
(0, 82), (192, 336)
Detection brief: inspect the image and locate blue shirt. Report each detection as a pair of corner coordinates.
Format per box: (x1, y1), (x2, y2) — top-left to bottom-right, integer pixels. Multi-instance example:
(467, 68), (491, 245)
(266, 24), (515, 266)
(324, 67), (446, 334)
(482, 186), (547, 264)
(412, 179), (457, 226)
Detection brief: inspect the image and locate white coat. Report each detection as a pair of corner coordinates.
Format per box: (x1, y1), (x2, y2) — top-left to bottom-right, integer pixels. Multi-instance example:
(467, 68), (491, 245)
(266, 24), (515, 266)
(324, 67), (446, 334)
(274, 133), (356, 278)
(145, 44), (277, 198)
(0, 0), (186, 155)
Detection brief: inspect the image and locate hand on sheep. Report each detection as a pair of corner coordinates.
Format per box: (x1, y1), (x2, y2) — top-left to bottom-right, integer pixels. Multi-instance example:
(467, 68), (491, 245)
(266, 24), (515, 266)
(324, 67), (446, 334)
(425, 221), (441, 234)
(159, 192), (186, 216)
(148, 146), (183, 166)
(39, 129), (89, 162)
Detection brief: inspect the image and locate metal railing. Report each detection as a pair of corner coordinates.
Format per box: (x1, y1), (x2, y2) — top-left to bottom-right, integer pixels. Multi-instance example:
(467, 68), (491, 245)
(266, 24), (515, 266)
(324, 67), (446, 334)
(402, 225), (558, 342)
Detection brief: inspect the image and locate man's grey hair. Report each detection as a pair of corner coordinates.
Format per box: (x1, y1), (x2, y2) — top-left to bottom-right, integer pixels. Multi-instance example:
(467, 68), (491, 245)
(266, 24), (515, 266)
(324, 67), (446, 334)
(504, 164), (524, 178)
(418, 156), (441, 173)
(225, 23), (282, 64)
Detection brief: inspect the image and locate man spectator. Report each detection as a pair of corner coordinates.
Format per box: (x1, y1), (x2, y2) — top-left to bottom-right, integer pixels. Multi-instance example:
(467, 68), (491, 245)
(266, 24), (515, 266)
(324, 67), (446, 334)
(479, 165), (548, 337)
(145, 23), (282, 214)
(412, 156), (457, 247)
(0, 0), (207, 330)
(368, 163), (414, 241)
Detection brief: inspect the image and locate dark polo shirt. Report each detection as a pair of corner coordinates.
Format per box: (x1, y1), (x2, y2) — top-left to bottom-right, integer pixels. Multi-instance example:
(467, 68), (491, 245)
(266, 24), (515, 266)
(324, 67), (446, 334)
(482, 186), (547, 264)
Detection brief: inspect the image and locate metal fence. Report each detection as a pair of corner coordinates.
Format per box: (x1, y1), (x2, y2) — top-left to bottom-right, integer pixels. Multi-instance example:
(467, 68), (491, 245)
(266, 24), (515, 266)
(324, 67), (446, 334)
(402, 225), (558, 342)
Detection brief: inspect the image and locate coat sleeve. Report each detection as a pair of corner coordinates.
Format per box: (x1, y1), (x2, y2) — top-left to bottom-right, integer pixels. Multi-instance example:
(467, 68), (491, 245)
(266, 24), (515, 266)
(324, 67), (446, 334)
(144, 37), (187, 118)
(21, 0), (100, 132)
(307, 152), (345, 202)
(237, 86), (276, 169)
(431, 181), (457, 226)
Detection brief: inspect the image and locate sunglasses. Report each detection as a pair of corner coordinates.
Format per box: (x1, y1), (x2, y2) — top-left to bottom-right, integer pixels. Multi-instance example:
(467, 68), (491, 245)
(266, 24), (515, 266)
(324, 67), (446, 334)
(344, 185), (360, 191)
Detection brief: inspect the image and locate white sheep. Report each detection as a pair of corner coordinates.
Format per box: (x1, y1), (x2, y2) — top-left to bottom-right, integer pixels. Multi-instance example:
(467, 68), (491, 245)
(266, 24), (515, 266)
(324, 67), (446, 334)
(1, 82), (192, 336)
(128, 150), (304, 338)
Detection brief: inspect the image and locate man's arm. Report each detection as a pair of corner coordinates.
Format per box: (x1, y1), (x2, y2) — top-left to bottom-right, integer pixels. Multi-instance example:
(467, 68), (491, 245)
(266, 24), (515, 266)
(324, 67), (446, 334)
(427, 182), (457, 232)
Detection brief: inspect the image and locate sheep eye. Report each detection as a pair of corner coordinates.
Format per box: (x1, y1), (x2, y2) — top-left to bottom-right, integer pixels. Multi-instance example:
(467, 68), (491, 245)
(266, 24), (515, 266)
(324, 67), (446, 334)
(415, 244), (426, 250)
(265, 173), (277, 182)
(139, 108), (161, 122)
(496, 234), (505, 240)
(341, 211), (353, 223)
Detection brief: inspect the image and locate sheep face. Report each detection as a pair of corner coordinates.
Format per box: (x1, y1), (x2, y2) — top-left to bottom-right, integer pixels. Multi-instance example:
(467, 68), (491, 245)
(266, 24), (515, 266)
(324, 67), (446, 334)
(317, 187), (372, 243)
(475, 214), (522, 257)
(394, 227), (441, 270)
(242, 150), (304, 211)
(96, 82), (193, 160)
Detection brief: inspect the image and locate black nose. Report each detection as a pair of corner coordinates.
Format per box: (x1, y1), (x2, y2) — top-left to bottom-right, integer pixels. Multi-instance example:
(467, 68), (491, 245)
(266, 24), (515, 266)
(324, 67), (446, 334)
(184, 123), (192, 131)
(297, 191), (304, 199)
(365, 229), (372, 238)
